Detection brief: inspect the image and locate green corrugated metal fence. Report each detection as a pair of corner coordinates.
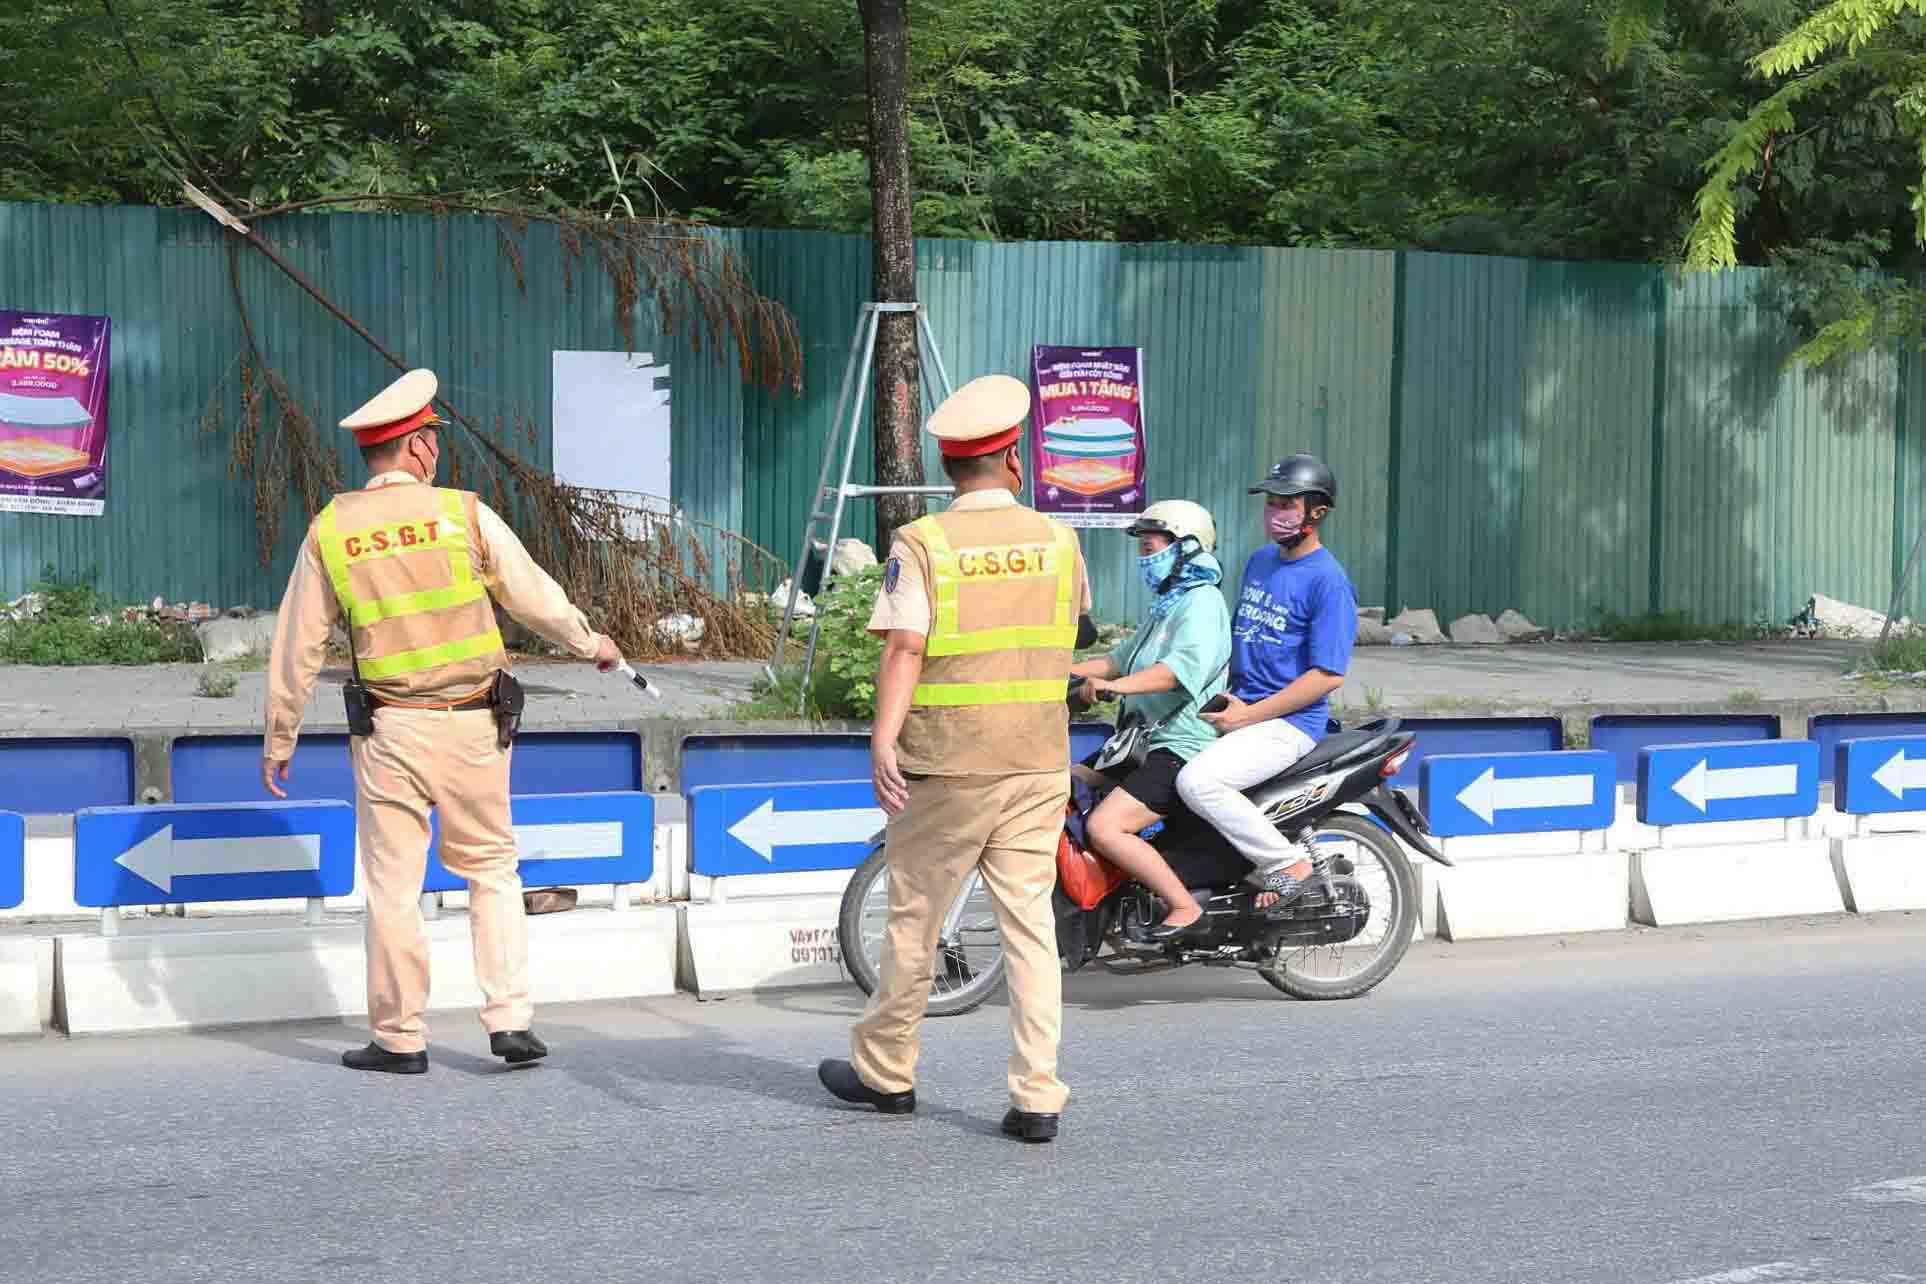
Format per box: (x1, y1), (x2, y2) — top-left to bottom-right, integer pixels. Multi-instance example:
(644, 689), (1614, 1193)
(5, 200), (1921, 633)
(0, 202), (742, 609)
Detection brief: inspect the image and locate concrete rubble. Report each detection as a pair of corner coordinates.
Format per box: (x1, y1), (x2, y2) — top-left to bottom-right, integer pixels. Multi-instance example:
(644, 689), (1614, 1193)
(829, 538), (878, 577)
(1807, 592), (1910, 641)
(195, 614), (278, 663)
(1388, 608), (1447, 644)
(1449, 613), (1506, 645)
(1497, 609), (1550, 642)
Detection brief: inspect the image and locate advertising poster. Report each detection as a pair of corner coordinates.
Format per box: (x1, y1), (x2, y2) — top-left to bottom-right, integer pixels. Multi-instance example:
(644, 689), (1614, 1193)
(1029, 345), (1146, 528)
(0, 311), (111, 516)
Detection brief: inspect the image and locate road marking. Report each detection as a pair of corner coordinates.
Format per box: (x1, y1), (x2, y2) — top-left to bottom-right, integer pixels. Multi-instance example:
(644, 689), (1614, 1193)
(1659, 1264), (1806, 1284)
(1848, 1174), (1926, 1205)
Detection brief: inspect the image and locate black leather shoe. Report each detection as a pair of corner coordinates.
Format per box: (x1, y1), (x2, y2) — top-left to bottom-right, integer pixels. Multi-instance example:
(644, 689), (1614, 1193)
(817, 1059), (915, 1114)
(1146, 910), (1206, 942)
(490, 1030), (548, 1064)
(1001, 1108), (1060, 1143)
(341, 1042), (428, 1075)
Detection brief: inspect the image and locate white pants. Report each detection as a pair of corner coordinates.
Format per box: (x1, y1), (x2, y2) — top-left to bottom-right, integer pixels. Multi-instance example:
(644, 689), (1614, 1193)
(1176, 718), (1318, 871)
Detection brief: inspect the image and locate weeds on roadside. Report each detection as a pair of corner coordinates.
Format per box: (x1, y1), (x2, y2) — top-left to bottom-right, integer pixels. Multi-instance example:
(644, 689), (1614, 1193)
(1586, 607), (1779, 643)
(0, 566), (201, 666)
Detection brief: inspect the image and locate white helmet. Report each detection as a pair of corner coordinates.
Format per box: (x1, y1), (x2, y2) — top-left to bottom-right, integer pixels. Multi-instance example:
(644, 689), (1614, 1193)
(1127, 499), (1216, 552)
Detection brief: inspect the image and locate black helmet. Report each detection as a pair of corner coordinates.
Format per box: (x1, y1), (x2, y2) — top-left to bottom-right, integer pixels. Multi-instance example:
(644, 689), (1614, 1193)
(1250, 453), (1336, 506)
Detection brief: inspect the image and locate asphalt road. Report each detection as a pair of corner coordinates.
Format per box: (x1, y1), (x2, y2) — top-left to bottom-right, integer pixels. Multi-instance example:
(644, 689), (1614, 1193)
(2, 914), (1922, 1284)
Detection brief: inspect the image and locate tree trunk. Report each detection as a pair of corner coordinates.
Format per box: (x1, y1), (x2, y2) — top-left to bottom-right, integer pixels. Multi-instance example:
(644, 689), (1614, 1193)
(860, 0), (924, 554)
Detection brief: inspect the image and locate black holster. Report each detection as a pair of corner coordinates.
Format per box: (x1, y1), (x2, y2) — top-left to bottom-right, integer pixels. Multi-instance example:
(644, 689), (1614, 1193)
(343, 678), (376, 737)
(490, 669), (525, 749)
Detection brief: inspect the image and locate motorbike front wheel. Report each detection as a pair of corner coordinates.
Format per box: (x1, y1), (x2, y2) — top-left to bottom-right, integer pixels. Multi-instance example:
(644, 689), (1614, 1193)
(838, 842), (1010, 1017)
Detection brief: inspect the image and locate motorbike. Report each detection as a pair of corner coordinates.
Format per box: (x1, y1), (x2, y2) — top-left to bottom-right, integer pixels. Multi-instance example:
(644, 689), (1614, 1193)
(838, 685), (1454, 1016)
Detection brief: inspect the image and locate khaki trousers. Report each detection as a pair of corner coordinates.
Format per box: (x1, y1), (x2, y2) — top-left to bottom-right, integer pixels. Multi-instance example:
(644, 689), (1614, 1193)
(350, 706), (531, 1053)
(851, 770), (1071, 1113)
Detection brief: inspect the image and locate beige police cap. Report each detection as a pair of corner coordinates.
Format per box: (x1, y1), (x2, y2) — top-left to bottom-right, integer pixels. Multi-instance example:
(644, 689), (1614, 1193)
(928, 374), (1031, 458)
(340, 368), (441, 446)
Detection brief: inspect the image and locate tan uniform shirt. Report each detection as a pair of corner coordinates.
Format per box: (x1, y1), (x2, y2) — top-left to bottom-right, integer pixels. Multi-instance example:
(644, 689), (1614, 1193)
(263, 471), (604, 762)
(867, 489), (1093, 636)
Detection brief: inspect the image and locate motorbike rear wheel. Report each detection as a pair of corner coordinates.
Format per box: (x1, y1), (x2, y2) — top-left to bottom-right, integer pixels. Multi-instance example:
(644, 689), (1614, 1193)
(838, 842), (1010, 1017)
(1258, 812), (1417, 1000)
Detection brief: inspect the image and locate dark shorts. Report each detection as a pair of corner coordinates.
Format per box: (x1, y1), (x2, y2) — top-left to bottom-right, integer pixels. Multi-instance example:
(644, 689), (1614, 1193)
(1082, 747), (1187, 819)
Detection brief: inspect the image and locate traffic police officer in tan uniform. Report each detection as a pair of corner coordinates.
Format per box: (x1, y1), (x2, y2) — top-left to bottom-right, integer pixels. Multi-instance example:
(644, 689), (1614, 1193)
(262, 369), (620, 1074)
(818, 374), (1092, 1143)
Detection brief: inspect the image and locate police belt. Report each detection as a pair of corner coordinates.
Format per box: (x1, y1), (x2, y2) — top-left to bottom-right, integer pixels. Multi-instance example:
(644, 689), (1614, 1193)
(369, 690), (494, 713)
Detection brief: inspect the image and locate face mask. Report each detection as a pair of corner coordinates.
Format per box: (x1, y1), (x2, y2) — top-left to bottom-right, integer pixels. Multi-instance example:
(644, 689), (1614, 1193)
(1139, 544), (1180, 592)
(1266, 506), (1304, 543)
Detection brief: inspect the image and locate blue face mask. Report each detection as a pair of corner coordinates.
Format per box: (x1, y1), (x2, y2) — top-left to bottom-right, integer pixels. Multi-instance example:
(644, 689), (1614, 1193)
(1139, 544), (1180, 592)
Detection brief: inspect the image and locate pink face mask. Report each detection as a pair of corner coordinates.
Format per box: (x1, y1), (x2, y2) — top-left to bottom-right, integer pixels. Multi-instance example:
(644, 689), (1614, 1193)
(1266, 507), (1304, 542)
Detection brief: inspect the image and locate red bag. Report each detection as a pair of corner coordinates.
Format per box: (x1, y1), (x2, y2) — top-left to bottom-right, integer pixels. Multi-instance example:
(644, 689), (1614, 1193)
(1055, 805), (1128, 910)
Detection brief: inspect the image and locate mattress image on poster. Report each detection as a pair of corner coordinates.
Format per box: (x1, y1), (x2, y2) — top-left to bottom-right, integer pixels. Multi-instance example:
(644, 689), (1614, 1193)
(0, 311), (112, 514)
(1038, 416), (1137, 459)
(0, 394), (94, 478)
(0, 436), (93, 478)
(0, 392), (93, 432)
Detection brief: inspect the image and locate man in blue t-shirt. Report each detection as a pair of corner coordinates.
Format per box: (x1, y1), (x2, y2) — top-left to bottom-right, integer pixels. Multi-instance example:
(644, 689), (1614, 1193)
(1176, 454), (1358, 907)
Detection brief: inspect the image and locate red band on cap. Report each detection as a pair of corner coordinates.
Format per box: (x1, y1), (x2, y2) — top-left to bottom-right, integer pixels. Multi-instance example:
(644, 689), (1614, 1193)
(351, 404), (441, 447)
(938, 425), (1022, 458)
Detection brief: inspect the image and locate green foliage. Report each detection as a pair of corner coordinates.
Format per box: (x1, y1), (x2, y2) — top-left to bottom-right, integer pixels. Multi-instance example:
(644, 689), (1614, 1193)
(1867, 623), (1926, 672)
(197, 666), (240, 698)
(1586, 607), (1778, 643)
(20, 0), (1926, 367)
(814, 566), (887, 718)
(738, 567), (886, 721)
(0, 567), (201, 666)
(1601, 0), (1926, 363)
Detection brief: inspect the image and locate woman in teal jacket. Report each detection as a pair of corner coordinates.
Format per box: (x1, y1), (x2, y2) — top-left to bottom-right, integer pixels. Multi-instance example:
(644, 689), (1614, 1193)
(1069, 500), (1232, 940)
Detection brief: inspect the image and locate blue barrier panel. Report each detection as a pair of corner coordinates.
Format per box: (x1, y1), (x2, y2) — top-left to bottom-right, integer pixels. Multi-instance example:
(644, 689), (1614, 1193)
(688, 779), (884, 876)
(1834, 736), (1926, 814)
(421, 791), (655, 892)
(1420, 751), (1616, 837)
(1382, 717), (1564, 790)
(176, 734), (357, 805)
(0, 737), (136, 814)
(74, 800), (357, 907)
(680, 725), (1115, 803)
(173, 731), (644, 804)
(1810, 713), (1926, 783)
(1593, 714), (1781, 783)
(1637, 740), (1819, 826)
(0, 811), (22, 910)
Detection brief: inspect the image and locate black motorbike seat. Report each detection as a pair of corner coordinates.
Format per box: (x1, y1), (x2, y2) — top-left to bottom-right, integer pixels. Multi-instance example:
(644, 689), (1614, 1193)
(1250, 717), (1401, 793)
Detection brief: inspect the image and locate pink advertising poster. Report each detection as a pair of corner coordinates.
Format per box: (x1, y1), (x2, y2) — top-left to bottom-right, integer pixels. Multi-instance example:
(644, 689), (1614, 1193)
(0, 311), (111, 516)
(1029, 345), (1146, 528)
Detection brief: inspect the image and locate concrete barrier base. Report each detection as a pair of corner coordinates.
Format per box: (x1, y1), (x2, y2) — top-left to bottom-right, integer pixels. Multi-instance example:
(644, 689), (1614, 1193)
(1831, 834), (1926, 913)
(1630, 839), (1843, 927)
(1435, 851), (1628, 941)
(56, 907), (678, 1037)
(678, 896), (850, 996)
(0, 938), (55, 1036)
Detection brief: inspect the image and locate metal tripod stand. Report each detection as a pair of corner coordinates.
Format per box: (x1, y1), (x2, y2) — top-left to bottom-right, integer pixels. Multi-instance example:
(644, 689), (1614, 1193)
(770, 302), (957, 712)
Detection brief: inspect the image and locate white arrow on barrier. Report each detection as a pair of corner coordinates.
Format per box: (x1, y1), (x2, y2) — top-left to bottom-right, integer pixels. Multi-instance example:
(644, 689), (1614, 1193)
(728, 799), (885, 863)
(1872, 750), (1926, 800)
(514, 822), (623, 862)
(1454, 767), (1595, 825)
(1670, 759), (1799, 813)
(115, 826), (321, 894)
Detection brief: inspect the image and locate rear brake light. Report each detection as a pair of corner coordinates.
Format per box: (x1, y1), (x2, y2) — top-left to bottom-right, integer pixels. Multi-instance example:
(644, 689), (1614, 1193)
(1380, 747), (1412, 778)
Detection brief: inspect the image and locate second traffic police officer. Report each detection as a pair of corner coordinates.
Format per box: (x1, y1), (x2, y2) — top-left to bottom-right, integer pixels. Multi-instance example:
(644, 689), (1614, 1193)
(261, 368), (621, 1075)
(818, 373), (1092, 1143)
